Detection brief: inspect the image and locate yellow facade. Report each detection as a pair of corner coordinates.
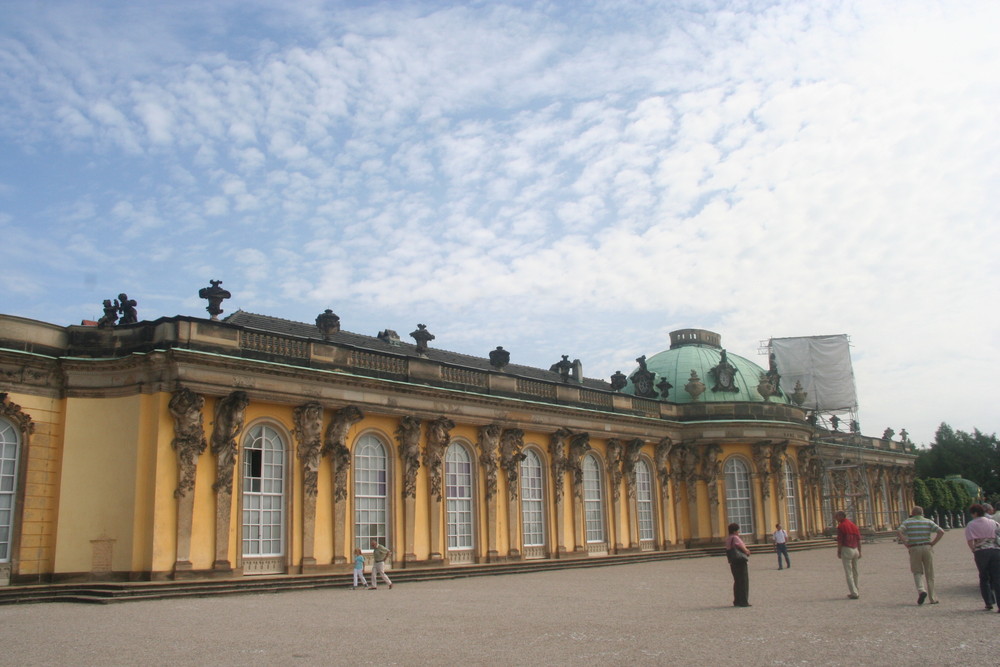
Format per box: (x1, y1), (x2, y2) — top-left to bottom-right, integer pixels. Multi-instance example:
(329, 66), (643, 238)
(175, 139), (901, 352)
(0, 312), (915, 583)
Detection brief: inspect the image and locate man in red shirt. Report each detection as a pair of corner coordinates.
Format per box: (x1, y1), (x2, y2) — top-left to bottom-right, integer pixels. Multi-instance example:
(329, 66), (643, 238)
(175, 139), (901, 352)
(836, 510), (862, 599)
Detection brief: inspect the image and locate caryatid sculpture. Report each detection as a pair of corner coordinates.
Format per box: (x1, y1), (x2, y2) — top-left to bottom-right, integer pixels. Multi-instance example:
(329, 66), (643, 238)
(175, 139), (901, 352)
(549, 428), (572, 503)
(293, 402), (324, 498)
(424, 416), (455, 502)
(568, 432), (592, 500)
(211, 391), (250, 494)
(700, 444), (723, 506)
(500, 428), (527, 502)
(623, 439), (644, 501)
(477, 423), (503, 501)
(655, 436), (674, 501)
(323, 405), (364, 502)
(396, 416), (422, 499)
(169, 388), (206, 499)
(605, 439), (624, 502)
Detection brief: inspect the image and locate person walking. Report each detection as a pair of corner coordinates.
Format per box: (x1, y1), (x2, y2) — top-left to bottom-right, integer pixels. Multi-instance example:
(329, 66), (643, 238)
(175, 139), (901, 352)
(964, 504), (1000, 612)
(725, 522), (751, 607)
(773, 523), (790, 570)
(835, 511), (861, 599)
(352, 547), (369, 590)
(368, 539), (393, 590)
(896, 506), (944, 605)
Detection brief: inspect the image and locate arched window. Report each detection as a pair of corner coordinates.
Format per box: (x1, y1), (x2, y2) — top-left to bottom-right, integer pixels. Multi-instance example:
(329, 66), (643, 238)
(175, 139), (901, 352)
(520, 449), (545, 548)
(242, 423), (286, 559)
(446, 444), (473, 550)
(724, 458), (754, 534)
(0, 418), (21, 563)
(583, 454), (606, 543)
(784, 461), (799, 532)
(822, 471), (834, 527)
(635, 459), (655, 543)
(354, 433), (389, 552)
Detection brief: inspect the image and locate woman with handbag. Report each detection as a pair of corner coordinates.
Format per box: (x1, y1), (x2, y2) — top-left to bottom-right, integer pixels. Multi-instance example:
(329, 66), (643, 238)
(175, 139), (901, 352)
(726, 522), (752, 607)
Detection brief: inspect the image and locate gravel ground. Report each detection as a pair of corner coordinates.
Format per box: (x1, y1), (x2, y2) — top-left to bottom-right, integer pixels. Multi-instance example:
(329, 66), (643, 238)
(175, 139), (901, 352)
(0, 534), (996, 666)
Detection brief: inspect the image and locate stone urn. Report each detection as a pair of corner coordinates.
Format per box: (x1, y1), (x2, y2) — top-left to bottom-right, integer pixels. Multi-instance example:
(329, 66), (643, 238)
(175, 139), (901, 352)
(684, 370), (705, 401)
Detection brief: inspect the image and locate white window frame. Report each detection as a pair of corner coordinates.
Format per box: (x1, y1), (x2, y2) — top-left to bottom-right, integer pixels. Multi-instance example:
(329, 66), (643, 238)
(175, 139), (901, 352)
(520, 449), (545, 547)
(784, 461), (799, 532)
(446, 443), (474, 550)
(354, 433), (389, 553)
(635, 459), (655, 542)
(724, 457), (754, 534)
(241, 423), (286, 558)
(0, 418), (20, 563)
(583, 454), (606, 543)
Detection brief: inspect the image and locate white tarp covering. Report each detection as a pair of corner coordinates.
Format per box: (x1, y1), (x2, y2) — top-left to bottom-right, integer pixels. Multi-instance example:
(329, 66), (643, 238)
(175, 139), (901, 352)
(770, 335), (858, 411)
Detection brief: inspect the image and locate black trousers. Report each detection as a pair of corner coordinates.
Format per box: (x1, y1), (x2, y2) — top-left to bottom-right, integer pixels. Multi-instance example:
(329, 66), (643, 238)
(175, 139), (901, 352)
(974, 548), (1000, 607)
(730, 559), (750, 606)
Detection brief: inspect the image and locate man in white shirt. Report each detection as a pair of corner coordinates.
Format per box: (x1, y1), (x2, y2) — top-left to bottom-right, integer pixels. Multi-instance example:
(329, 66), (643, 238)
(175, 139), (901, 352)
(774, 523), (790, 570)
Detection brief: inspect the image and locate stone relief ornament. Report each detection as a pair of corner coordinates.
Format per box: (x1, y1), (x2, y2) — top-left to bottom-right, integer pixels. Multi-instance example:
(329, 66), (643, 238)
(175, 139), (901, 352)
(211, 391), (250, 494)
(605, 439), (623, 502)
(293, 402), (324, 499)
(424, 416), (455, 502)
(549, 428), (572, 503)
(684, 370), (706, 401)
(630, 355), (657, 398)
(169, 388), (207, 500)
(323, 405), (364, 502)
(0, 393), (34, 435)
(709, 350), (738, 393)
(500, 428), (527, 502)
(569, 432), (592, 500)
(477, 423), (502, 501)
(395, 416), (423, 499)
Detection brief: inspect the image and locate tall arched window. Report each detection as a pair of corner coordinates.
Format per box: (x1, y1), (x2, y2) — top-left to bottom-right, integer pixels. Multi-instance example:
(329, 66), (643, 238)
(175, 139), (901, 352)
(354, 433), (389, 552)
(520, 449), (545, 548)
(242, 423), (286, 560)
(583, 454), (606, 543)
(0, 418), (21, 563)
(784, 461), (799, 532)
(724, 458), (754, 534)
(446, 444), (473, 550)
(635, 459), (655, 543)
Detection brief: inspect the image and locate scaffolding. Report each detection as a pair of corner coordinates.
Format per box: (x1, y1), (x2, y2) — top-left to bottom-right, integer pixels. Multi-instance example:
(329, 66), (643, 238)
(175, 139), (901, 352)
(760, 335), (875, 529)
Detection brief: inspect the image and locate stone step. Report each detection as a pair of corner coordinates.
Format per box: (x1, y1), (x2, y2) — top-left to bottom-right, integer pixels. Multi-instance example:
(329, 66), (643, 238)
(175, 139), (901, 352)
(0, 537), (843, 605)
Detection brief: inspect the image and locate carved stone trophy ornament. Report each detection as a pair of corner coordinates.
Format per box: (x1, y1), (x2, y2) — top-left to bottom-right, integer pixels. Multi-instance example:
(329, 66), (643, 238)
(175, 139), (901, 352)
(198, 280), (231, 320)
(410, 324), (435, 354)
(630, 355), (657, 398)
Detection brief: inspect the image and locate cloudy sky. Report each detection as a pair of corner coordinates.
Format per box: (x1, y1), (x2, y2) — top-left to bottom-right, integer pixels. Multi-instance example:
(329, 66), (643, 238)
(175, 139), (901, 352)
(2, 0), (997, 446)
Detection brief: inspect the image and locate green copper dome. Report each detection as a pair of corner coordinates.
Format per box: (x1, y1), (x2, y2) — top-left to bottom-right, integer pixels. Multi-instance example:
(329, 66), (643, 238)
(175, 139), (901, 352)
(622, 329), (790, 405)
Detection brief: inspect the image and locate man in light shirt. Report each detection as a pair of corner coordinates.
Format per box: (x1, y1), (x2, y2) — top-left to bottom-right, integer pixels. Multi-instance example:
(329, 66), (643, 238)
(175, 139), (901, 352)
(773, 523), (790, 570)
(897, 506), (944, 605)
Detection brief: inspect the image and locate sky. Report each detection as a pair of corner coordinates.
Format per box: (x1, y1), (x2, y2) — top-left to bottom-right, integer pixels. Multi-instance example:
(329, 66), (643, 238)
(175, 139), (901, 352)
(1, 0), (998, 447)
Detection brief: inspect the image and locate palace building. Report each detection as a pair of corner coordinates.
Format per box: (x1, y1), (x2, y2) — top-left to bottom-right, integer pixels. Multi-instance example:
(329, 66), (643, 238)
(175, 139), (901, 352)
(0, 292), (915, 584)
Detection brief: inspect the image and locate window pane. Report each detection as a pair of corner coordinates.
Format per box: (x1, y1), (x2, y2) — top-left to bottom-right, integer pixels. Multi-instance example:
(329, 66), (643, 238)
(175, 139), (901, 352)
(242, 424), (285, 558)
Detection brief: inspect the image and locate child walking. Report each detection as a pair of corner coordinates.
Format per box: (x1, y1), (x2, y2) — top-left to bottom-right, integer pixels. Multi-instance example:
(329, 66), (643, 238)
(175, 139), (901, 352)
(352, 548), (369, 590)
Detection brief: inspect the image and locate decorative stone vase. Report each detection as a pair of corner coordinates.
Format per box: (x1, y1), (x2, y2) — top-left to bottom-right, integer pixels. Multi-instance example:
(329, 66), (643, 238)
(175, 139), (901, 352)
(684, 370), (705, 401)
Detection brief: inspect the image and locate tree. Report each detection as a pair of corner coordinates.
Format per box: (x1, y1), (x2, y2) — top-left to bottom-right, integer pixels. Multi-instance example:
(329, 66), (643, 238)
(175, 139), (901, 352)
(927, 478), (954, 516)
(915, 424), (1000, 496)
(913, 478), (932, 510)
(949, 479), (973, 514)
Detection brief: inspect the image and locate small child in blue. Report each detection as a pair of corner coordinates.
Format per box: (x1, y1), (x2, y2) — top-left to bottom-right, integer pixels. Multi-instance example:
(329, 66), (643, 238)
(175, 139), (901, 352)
(352, 548), (369, 590)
